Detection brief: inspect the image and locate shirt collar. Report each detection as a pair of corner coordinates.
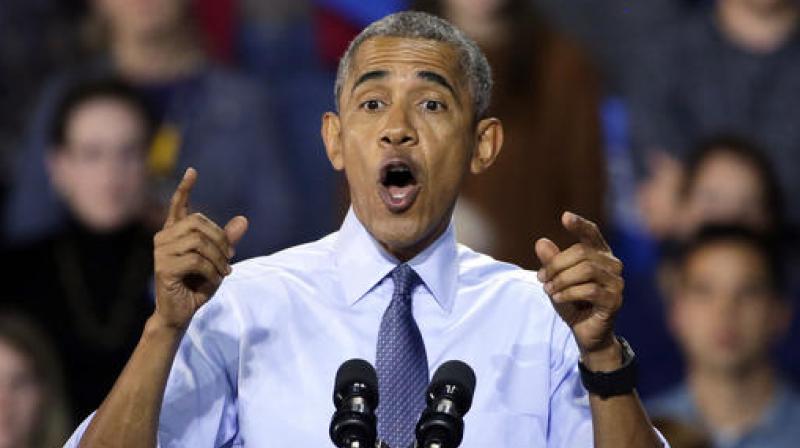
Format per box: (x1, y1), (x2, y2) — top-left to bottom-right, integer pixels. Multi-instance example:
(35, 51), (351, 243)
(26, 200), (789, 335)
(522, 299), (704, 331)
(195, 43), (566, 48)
(334, 208), (458, 312)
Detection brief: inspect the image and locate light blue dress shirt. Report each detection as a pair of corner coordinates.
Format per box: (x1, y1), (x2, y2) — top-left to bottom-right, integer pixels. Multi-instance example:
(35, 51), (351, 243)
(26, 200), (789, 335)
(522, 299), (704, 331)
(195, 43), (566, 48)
(66, 209), (614, 447)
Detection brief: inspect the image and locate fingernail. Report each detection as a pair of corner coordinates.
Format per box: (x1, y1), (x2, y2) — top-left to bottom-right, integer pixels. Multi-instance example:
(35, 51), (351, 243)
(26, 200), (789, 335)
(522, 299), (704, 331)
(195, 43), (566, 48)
(537, 270), (545, 282)
(226, 265), (232, 275)
(553, 293), (562, 301)
(544, 282), (553, 294)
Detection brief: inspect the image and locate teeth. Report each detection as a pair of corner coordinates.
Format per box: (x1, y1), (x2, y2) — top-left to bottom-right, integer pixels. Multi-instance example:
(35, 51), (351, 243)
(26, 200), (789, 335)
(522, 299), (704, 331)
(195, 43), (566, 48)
(391, 191), (407, 199)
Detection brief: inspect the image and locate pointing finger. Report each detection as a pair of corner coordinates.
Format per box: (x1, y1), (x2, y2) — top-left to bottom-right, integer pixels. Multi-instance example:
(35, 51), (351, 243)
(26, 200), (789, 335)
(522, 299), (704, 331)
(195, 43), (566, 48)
(165, 168), (197, 227)
(562, 211), (609, 251)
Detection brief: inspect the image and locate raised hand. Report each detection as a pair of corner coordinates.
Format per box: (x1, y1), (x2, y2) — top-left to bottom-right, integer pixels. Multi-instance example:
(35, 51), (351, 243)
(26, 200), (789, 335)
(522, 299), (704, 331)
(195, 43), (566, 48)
(152, 168), (248, 330)
(535, 212), (624, 366)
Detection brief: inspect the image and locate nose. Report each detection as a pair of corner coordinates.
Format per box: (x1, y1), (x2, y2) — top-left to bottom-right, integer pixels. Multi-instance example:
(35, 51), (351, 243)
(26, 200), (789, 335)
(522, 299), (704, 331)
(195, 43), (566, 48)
(379, 106), (418, 148)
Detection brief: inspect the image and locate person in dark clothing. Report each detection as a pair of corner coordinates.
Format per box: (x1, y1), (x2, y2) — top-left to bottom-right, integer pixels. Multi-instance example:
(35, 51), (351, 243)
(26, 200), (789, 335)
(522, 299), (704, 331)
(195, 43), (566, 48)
(2, 79), (158, 423)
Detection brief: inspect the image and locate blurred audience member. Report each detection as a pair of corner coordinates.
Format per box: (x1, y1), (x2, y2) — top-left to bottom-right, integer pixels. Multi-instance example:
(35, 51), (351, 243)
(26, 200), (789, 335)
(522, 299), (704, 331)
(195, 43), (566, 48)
(413, 0), (605, 268)
(615, 135), (797, 397)
(238, 0), (342, 236)
(628, 0), (800, 237)
(676, 136), (785, 239)
(648, 226), (800, 447)
(2, 79), (157, 422)
(0, 0), (85, 186)
(3, 0), (299, 259)
(0, 311), (69, 448)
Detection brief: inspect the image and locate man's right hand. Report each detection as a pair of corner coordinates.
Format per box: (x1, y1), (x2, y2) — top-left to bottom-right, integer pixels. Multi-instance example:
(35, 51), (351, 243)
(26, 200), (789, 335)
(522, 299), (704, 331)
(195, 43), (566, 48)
(152, 168), (248, 330)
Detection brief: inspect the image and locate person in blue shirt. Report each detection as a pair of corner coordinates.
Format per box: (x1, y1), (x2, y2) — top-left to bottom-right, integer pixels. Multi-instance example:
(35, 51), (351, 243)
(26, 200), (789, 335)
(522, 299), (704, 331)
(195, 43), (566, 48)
(67, 12), (666, 447)
(647, 226), (800, 447)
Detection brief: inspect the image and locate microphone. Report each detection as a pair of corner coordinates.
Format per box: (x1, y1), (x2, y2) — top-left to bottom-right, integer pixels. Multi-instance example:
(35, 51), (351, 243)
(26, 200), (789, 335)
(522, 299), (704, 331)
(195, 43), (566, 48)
(330, 359), (379, 448)
(415, 360), (476, 448)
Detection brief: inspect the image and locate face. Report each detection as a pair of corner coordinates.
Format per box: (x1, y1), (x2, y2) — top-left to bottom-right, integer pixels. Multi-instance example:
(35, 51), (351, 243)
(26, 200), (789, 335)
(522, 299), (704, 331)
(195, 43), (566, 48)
(49, 98), (148, 232)
(93, 0), (188, 39)
(682, 150), (771, 234)
(0, 340), (43, 448)
(323, 36), (502, 260)
(671, 242), (790, 374)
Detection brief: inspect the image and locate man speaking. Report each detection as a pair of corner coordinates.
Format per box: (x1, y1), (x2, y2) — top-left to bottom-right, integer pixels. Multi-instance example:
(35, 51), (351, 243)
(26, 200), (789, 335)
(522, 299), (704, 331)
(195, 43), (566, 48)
(68, 12), (666, 447)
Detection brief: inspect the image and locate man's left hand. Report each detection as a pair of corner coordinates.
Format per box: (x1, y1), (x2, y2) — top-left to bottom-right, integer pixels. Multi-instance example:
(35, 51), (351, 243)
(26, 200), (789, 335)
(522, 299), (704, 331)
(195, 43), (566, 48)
(535, 211), (625, 370)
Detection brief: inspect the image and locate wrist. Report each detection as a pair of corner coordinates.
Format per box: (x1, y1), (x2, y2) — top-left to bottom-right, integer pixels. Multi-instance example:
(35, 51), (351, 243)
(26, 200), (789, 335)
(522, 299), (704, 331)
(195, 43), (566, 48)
(580, 336), (622, 372)
(144, 313), (186, 342)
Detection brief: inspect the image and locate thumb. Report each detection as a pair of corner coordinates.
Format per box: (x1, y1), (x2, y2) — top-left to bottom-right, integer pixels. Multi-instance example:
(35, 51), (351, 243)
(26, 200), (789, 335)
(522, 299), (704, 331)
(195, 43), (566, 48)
(534, 237), (561, 265)
(224, 216), (249, 247)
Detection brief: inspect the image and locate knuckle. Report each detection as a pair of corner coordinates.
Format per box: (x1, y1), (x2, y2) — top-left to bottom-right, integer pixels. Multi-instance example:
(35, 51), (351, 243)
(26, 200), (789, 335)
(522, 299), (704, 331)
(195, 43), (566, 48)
(187, 253), (202, 265)
(580, 261), (595, 278)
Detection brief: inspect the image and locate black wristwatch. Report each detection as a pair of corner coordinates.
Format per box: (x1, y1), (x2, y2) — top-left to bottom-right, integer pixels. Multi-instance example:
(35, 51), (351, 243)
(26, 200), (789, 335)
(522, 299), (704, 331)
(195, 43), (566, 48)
(578, 336), (638, 398)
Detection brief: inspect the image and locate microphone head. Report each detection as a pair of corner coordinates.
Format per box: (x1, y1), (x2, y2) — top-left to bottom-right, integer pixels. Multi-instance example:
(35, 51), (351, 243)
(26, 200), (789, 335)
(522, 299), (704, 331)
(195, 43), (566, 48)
(333, 358), (379, 409)
(428, 360), (477, 414)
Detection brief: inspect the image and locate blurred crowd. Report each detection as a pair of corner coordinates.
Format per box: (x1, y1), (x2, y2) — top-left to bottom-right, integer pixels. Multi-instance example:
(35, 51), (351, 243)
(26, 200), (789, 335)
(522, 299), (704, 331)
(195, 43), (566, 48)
(0, 0), (798, 447)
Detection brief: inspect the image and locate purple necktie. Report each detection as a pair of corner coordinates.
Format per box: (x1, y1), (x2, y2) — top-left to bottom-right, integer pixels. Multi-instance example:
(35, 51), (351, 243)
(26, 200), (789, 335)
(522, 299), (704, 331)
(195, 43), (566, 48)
(376, 264), (429, 448)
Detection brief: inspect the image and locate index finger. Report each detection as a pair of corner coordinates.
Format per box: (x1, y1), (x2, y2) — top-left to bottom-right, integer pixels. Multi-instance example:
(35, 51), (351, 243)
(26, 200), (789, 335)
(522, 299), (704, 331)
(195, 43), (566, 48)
(165, 167), (197, 227)
(562, 211), (610, 251)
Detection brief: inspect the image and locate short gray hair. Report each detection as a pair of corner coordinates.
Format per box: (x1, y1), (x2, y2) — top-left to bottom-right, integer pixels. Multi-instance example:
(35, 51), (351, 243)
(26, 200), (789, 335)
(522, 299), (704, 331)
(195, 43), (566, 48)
(334, 11), (493, 118)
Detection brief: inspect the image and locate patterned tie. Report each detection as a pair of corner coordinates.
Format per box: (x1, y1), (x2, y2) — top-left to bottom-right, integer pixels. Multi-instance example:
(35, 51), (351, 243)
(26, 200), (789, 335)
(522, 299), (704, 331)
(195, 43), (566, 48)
(376, 263), (429, 448)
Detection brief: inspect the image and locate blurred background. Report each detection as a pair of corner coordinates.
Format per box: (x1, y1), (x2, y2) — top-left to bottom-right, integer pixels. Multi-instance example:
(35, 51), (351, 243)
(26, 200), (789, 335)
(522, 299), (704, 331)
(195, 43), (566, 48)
(1, 0), (799, 446)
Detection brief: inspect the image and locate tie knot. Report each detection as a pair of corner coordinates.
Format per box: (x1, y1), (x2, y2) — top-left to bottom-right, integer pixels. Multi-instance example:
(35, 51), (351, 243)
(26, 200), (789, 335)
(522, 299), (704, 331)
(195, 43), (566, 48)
(391, 263), (422, 298)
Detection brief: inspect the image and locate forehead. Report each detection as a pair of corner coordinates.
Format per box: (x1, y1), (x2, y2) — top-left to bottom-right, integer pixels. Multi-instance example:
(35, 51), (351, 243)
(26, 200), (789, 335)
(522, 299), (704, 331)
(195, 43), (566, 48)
(686, 241), (767, 275)
(347, 36), (465, 89)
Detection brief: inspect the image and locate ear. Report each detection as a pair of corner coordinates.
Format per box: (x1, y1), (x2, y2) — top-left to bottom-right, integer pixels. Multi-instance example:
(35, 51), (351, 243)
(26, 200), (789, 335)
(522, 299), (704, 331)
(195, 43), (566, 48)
(470, 117), (503, 174)
(322, 112), (344, 171)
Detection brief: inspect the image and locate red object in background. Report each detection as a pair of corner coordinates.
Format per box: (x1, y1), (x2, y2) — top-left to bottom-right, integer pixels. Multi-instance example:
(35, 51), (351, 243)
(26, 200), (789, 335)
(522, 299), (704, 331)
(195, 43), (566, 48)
(313, 6), (361, 69)
(194, 0), (236, 64)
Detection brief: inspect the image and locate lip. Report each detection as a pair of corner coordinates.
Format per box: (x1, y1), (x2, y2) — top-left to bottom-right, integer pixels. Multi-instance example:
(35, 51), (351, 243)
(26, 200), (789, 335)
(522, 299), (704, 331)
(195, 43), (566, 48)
(377, 157), (421, 214)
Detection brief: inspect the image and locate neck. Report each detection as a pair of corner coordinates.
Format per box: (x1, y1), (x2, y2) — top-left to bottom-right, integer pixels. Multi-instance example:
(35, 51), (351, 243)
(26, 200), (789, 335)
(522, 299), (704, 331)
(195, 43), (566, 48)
(111, 24), (204, 82)
(688, 360), (778, 436)
(717, 0), (799, 53)
(384, 214), (451, 262)
(444, 8), (510, 48)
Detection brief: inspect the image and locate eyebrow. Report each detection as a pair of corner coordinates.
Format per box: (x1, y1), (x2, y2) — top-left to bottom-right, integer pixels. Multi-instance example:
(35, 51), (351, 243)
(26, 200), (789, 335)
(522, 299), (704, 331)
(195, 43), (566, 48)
(417, 70), (457, 97)
(351, 69), (458, 98)
(352, 70), (388, 93)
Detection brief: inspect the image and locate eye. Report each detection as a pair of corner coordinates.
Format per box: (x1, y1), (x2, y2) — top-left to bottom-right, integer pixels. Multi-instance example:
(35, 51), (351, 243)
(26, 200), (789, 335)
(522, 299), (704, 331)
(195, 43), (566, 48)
(360, 99), (385, 111)
(421, 100), (446, 112)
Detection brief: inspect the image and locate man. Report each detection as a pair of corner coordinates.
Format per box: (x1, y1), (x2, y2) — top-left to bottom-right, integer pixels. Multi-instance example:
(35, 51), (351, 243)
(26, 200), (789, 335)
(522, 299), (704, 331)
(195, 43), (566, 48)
(68, 12), (665, 447)
(648, 226), (800, 447)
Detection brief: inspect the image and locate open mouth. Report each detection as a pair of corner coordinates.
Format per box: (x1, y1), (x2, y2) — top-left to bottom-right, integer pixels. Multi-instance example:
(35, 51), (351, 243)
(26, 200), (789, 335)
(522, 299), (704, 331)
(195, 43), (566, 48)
(378, 159), (421, 213)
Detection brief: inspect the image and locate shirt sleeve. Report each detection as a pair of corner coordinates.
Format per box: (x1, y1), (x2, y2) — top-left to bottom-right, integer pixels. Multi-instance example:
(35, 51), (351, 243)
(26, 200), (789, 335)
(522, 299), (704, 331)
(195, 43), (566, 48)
(546, 318), (671, 448)
(547, 318), (594, 447)
(62, 287), (242, 448)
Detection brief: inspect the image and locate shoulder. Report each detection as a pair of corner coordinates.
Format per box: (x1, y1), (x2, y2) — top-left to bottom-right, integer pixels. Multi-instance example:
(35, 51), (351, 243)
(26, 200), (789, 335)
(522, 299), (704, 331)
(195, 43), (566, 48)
(456, 243), (549, 308)
(213, 233), (337, 299)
